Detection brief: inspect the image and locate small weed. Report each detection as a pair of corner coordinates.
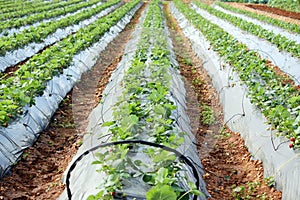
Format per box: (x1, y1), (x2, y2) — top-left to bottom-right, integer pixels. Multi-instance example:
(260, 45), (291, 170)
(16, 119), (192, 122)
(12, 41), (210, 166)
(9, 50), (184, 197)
(22, 153), (29, 160)
(200, 104), (215, 125)
(182, 57), (193, 66)
(232, 181), (266, 200)
(77, 139), (83, 147)
(59, 122), (76, 128)
(175, 35), (182, 42)
(264, 176), (275, 187)
(218, 126), (231, 139)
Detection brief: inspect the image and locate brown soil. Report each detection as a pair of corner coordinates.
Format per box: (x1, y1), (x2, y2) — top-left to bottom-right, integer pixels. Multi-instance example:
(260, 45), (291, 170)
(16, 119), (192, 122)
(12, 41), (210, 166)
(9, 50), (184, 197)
(246, 4), (300, 20)
(0, 2), (283, 200)
(164, 3), (282, 200)
(1, 3), (125, 79)
(0, 4), (146, 200)
(228, 2), (300, 25)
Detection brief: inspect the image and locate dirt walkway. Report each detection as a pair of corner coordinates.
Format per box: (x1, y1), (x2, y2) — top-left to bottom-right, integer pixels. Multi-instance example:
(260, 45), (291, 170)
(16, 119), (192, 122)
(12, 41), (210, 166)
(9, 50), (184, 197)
(163, 2), (282, 199)
(0, 4), (146, 199)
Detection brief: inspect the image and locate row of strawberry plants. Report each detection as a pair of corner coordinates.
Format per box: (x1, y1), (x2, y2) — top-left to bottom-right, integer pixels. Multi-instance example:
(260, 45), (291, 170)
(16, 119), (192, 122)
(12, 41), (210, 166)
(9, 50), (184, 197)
(88, 1), (202, 199)
(0, 0), (46, 11)
(0, 0), (55, 14)
(192, 1), (300, 59)
(0, 0), (139, 126)
(0, 0), (120, 56)
(173, 0), (300, 148)
(0, 0), (102, 33)
(0, 0), (83, 20)
(215, 1), (300, 34)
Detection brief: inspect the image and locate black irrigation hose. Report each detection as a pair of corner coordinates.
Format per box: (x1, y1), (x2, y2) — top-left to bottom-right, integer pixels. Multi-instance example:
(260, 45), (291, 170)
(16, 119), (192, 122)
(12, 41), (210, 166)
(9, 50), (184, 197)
(66, 140), (201, 200)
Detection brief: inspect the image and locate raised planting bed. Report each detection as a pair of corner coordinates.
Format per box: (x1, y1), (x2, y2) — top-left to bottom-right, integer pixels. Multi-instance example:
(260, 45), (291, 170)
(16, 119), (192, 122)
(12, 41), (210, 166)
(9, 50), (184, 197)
(0, 0), (122, 70)
(59, 1), (209, 199)
(192, 1), (300, 59)
(171, 0), (300, 199)
(0, 0), (142, 179)
(216, 1), (300, 34)
(189, 3), (300, 85)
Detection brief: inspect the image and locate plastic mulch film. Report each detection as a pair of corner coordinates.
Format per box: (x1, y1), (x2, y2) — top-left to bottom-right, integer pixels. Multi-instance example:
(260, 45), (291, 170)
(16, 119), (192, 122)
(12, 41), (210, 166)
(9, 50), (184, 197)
(190, 3), (300, 85)
(170, 3), (300, 200)
(0, 2), (122, 72)
(213, 5), (300, 45)
(0, 1), (142, 179)
(58, 4), (210, 200)
(0, 1), (104, 37)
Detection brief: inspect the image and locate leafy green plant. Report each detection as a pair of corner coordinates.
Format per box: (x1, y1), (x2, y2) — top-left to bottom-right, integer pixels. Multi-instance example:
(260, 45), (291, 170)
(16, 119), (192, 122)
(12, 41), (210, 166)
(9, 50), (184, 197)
(0, 0), (139, 126)
(232, 181), (264, 200)
(146, 185), (177, 200)
(0, 0), (83, 21)
(200, 104), (215, 125)
(0, 0), (120, 55)
(263, 176), (275, 187)
(174, 0), (300, 149)
(0, 0), (102, 32)
(216, 1), (300, 34)
(268, 0), (300, 12)
(193, 1), (300, 59)
(88, 1), (203, 199)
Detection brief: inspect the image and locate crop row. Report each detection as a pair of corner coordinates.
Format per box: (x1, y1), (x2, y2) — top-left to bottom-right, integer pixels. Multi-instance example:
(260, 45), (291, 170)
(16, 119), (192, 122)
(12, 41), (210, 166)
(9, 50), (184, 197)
(192, 1), (300, 59)
(0, 0), (120, 56)
(0, 0), (138, 126)
(88, 1), (202, 199)
(0, 0), (58, 14)
(0, 0), (83, 20)
(215, 1), (300, 35)
(220, 0), (268, 3)
(0, 0), (102, 33)
(174, 0), (300, 148)
(0, 0), (47, 11)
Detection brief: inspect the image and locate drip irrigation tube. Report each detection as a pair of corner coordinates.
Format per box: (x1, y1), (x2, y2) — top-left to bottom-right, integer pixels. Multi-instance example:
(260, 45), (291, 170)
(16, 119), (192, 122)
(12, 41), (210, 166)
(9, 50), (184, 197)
(58, 3), (209, 199)
(66, 140), (201, 200)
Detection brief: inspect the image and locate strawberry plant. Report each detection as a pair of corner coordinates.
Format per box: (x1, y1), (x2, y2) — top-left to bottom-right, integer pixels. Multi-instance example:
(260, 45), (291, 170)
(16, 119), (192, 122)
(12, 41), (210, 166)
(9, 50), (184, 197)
(0, 0), (140, 126)
(0, 0), (83, 20)
(0, 0), (121, 56)
(193, 1), (300, 59)
(215, 1), (300, 34)
(173, 0), (300, 149)
(87, 1), (204, 199)
(0, 0), (102, 32)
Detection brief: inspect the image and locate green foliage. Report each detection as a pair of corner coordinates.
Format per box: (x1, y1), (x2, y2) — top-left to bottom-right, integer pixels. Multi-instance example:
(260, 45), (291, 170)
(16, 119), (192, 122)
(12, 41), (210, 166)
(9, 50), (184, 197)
(268, 0), (300, 12)
(0, 0), (120, 54)
(0, 0), (135, 126)
(263, 176), (275, 187)
(193, 1), (300, 59)
(232, 181), (268, 200)
(146, 185), (177, 200)
(174, 0), (300, 148)
(89, 0), (203, 199)
(0, 0), (102, 32)
(0, 0), (83, 20)
(200, 104), (215, 125)
(216, 1), (300, 34)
